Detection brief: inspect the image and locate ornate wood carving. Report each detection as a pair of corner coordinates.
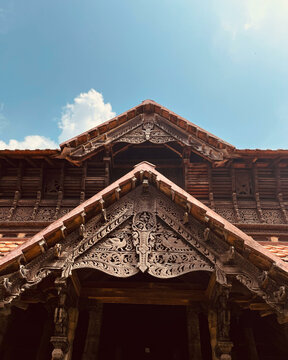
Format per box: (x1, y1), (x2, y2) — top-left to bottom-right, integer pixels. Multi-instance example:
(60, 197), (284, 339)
(73, 207), (214, 278)
(0, 184), (288, 319)
(50, 282), (70, 360)
(209, 284), (233, 360)
(68, 114), (225, 161)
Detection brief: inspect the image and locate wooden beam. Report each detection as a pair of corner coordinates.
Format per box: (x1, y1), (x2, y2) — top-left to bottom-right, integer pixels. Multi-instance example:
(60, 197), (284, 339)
(0, 156), (17, 167)
(80, 287), (206, 305)
(24, 157), (37, 168)
(164, 143), (183, 158)
(44, 156), (54, 167)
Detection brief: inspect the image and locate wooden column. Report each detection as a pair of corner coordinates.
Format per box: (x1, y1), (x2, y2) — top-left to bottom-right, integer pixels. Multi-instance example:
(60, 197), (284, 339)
(0, 307), (11, 350)
(208, 286), (233, 360)
(231, 166), (241, 222)
(81, 303), (103, 360)
(252, 164), (264, 222)
(243, 327), (259, 360)
(187, 306), (202, 360)
(276, 164), (288, 223)
(36, 304), (54, 360)
(50, 291), (70, 360)
(208, 164), (215, 210)
(80, 161), (87, 204)
(65, 307), (79, 360)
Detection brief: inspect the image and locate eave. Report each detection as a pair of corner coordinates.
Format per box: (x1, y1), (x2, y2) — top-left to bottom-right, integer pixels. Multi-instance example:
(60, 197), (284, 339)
(1, 161), (287, 285)
(58, 100), (236, 164)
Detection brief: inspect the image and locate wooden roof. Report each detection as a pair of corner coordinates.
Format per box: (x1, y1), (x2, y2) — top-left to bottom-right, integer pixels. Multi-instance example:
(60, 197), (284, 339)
(0, 100), (287, 164)
(1, 161), (288, 318)
(59, 100), (235, 150)
(0, 161), (287, 275)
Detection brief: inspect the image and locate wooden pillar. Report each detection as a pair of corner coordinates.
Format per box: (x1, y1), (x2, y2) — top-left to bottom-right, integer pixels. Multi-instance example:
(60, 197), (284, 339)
(50, 280), (72, 360)
(208, 286), (233, 360)
(81, 303), (103, 360)
(208, 164), (215, 210)
(208, 309), (218, 360)
(0, 307), (11, 350)
(64, 307), (79, 360)
(187, 306), (202, 360)
(244, 327), (259, 360)
(36, 304), (54, 360)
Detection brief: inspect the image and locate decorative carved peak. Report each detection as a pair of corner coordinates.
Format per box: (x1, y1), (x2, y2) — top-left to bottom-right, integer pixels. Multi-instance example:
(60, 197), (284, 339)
(59, 100), (235, 163)
(0, 162), (288, 317)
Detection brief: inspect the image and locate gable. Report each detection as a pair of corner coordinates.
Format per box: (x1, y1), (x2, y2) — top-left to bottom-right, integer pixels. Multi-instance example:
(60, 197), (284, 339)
(0, 162), (288, 320)
(72, 186), (214, 278)
(59, 100), (235, 164)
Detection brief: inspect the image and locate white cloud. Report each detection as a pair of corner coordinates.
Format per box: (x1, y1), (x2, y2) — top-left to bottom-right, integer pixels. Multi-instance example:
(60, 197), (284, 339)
(0, 135), (58, 150)
(58, 89), (115, 143)
(0, 89), (115, 150)
(214, 0), (288, 59)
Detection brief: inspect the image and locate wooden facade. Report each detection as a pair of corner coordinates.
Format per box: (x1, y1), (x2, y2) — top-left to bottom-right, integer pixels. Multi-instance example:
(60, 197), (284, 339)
(0, 100), (288, 359)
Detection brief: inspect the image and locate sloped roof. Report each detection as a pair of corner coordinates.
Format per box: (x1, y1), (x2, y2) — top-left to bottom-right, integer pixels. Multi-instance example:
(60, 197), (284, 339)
(60, 100), (235, 151)
(1, 161), (287, 277)
(1, 161), (288, 318)
(0, 101), (287, 161)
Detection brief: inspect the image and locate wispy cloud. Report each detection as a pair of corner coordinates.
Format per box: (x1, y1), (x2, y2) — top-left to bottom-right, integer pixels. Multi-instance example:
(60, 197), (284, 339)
(0, 1), (14, 34)
(214, 0), (288, 60)
(58, 89), (115, 143)
(0, 89), (116, 150)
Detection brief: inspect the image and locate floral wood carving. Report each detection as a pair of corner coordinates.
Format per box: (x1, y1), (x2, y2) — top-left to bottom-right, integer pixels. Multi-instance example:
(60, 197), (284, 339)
(239, 209), (260, 223)
(215, 208), (236, 223)
(69, 114), (224, 161)
(262, 209), (285, 224)
(1, 185), (288, 316)
(73, 213), (214, 279)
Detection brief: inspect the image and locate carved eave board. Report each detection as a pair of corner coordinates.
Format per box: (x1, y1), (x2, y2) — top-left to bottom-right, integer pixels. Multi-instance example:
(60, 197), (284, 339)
(0, 162), (288, 320)
(59, 100), (234, 164)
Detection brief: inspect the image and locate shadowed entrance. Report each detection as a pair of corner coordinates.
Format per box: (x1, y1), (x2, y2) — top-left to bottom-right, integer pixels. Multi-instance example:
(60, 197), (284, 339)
(98, 304), (189, 360)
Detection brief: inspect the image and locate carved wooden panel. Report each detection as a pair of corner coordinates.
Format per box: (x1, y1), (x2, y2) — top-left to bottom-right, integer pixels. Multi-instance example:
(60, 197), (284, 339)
(262, 209), (285, 224)
(44, 176), (61, 196)
(1, 184), (288, 317)
(35, 207), (56, 221)
(215, 208), (236, 223)
(235, 171), (253, 197)
(0, 208), (9, 221)
(73, 220), (138, 277)
(69, 114), (224, 161)
(11, 207), (33, 222)
(239, 209), (260, 223)
(116, 122), (175, 144)
(73, 215), (213, 278)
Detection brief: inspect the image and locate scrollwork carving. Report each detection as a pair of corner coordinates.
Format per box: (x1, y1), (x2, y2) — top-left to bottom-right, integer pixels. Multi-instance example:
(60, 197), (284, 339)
(262, 209), (285, 224)
(239, 209), (259, 223)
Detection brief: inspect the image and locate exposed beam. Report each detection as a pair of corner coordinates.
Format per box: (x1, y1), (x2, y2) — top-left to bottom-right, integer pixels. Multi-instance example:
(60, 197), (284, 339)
(164, 143), (183, 158)
(80, 286), (206, 305)
(24, 157), (37, 168)
(112, 143), (131, 158)
(0, 156), (17, 167)
(44, 156), (55, 167)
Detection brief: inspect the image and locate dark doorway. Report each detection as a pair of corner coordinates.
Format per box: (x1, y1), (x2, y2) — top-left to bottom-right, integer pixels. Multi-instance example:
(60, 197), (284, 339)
(98, 304), (189, 360)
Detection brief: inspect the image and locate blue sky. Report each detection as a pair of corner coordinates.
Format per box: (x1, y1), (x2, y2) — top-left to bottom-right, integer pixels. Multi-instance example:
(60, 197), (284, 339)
(0, 0), (288, 149)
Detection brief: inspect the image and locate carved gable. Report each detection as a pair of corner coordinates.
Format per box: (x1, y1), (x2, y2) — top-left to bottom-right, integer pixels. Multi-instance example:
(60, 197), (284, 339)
(65, 111), (227, 162)
(73, 216), (213, 278)
(66, 186), (215, 279)
(1, 162), (288, 318)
